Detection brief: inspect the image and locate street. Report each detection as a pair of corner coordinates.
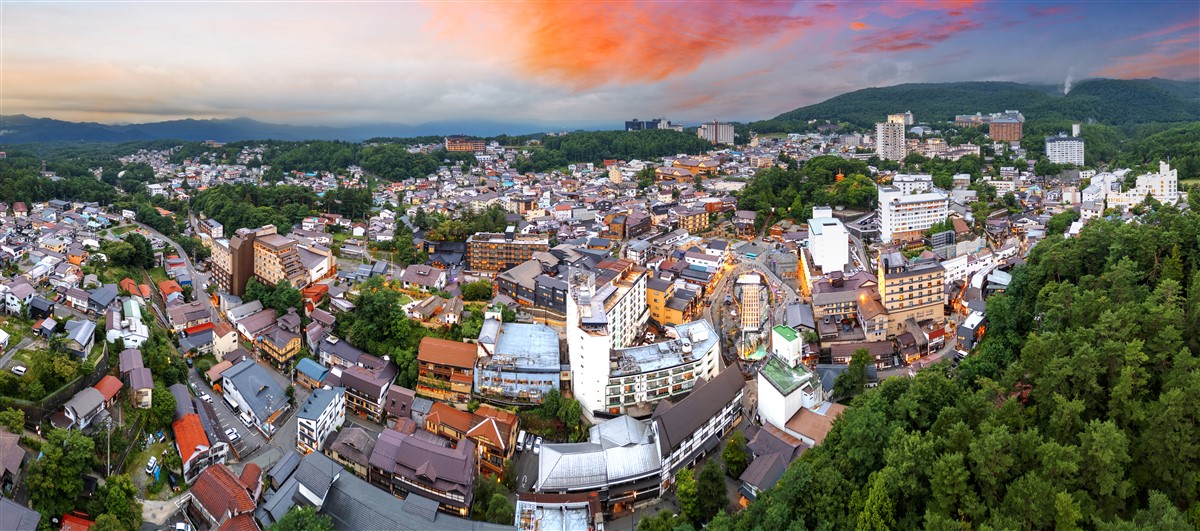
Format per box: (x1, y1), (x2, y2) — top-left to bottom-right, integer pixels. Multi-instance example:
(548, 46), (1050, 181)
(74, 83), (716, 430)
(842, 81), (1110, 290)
(134, 221), (218, 322)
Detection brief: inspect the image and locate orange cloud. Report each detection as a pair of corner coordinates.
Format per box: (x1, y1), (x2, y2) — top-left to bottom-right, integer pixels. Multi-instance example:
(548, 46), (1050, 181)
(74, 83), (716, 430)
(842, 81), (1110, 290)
(1094, 48), (1200, 79)
(850, 18), (981, 53)
(427, 1), (810, 89)
(850, 21), (871, 31)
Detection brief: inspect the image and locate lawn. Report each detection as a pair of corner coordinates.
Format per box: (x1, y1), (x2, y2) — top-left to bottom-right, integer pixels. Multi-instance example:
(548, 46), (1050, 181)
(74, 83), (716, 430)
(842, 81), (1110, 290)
(110, 225), (136, 236)
(147, 267), (169, 284)
(126, 440), (178, 500)
(1180, 178), (1200, 187)
(0, 316), (32, 349)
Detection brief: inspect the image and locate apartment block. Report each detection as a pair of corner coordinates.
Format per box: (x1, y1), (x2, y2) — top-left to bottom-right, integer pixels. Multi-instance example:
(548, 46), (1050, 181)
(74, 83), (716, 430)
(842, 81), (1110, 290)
(1045, 133), (1085, 166)
(296, 387), (346, 455)
(254, 232), (309, 289)
(465, 228), (549, 274)
(697, 121), (734, 145)
(878, 250), (945, 337)
(444, 135), (487, 152)
(875, 121), (907, 161)
(878, 186), (949, 243)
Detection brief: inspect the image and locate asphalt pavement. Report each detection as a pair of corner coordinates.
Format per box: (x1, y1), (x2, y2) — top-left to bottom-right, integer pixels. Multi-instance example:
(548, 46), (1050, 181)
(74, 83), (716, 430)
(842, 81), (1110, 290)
(135, 221), (218, 322)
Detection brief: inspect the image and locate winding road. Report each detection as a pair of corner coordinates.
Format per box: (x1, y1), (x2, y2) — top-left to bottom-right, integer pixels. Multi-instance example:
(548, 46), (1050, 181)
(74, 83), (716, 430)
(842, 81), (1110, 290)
(133, 222), (218, 321)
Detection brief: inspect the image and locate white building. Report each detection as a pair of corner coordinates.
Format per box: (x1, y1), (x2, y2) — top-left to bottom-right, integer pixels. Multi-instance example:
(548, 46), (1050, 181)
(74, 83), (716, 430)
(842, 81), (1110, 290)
(807, 207), (849, 273)
(566, 268), (650, 421)
(296, 387), (346, 455)
(1045, 135), (1085, 166)
(875, 121), (907, 161)
(770, 325), (803, 365)
(891, 174), (934, 194)
(1105, 161), (1180, 208)
(697, 121), (735, 145)
(878, 186), (949, 243)
(756, 352), (843, 447)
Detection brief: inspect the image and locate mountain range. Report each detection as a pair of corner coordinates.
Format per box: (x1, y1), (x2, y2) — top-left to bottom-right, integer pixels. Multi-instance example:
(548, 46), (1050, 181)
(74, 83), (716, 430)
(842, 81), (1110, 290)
(2, 78), (1197, 144)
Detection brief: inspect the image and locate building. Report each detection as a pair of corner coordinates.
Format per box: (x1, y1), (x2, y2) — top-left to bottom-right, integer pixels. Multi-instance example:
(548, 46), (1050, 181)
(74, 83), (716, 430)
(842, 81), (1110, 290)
(215, 226), (269, 296)
(888, 111), (913, 125)
(186, 463), (258, 530)
(736, 274), (767, 333)
(807, 207), (849, 274)
(466, 229), (550, 274)
(339, 355), (398, 423)
(368, 428), (477, 515)
(297, 387), (346, 455)
(515, 493), (604, 531)
(891, 174), (934, 194)
(416, 337), (477, 407)
(598, 320), (719, 419)
(220, 358), (289, 437)
(696, 121), (734, 145)
(757, 351), (844, 447)
(1102, 161), (1181, 208)
(1045, 132), (1085, 166)
(253, 231), (310, 290)
(475, 312), (561, 405)
(878, 186), (949, 243)
(651, 366), (744, 482)
(675, 208), (708, 233)
(324, 426), (377, 479)
(878, 250), (945, 337)
(646, 277), (700, 328)
(989, 116), (1023, 142)
(175, 413), (215, 484)
(166, 301), (210, 335)
(445, 135), (486, 152)
(535, 415), (663, 514)
(199, 218), (224, 240)
(875, 121), (907, 161)
(0, 496), (40, 530)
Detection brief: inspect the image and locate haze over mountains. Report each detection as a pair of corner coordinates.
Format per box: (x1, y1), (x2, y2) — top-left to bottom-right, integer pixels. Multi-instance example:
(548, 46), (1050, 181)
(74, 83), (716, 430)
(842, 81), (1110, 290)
(3, 78), (1196, 144)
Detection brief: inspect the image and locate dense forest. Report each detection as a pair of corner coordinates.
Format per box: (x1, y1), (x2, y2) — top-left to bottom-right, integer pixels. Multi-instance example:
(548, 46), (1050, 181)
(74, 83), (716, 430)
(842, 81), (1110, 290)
(754, 79), (1200, 132)
(736, 155), (875, 225)
(697, 197), (1200, 530)
(538, 129), (713, 166)
(191, 184), (321, 233)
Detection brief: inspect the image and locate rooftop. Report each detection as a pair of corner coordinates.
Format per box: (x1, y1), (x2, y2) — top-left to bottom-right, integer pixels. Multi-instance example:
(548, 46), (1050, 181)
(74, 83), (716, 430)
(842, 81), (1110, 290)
(611, 320), (718, 377)
(760, 356), (817, 396)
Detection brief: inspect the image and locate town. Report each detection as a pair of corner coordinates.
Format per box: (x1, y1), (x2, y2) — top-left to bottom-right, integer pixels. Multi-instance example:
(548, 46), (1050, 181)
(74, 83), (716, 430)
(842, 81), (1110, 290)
(0, 92), (1194, 531)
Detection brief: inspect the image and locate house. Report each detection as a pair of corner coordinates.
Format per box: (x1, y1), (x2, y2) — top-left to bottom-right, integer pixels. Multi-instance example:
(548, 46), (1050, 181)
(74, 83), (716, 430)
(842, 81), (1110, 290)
(294, 357), (328, 389)
(105, 305), (149, 349)
(416, 337), (477, 407)
(220, 359), (288, 437)
(28, 296), (54, 320)
(0, 431), (27, 492)
(65, 287), (90, 311)
(56, 387), (105, 430)
(174, 413), (213, 484)
(211, 322), (239, 361)
(4, 281), (34, 315)
(368, 428), (477, 515)
(296, 387), (346, 455)
(87, 283), (118, 314)
(129, 368), (154, 409)
(340, 355), (398, 423)
(651, 366), (744, 483)
(324, 426), (377, 479)
(317, 335), (366, 368)
(118, 348), (144, 374)
(0, 496), (40, 530)
(255, 314), (303, 368)
(95, 375), (123, 408)
(63, 319), (96, 359)
(167, 301), (211, 335)
(475, 315), (561, 404)
(399, 264), (447, 291)
(186, 463), (259, 530)
(383, 385), (415, 424)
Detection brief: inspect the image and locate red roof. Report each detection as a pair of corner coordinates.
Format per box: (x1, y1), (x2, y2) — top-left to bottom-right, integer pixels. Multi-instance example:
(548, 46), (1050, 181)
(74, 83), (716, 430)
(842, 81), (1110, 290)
(218, 514), (260, 531)
(139, 284), (152, 298)
(173, 414), (209, 464)
(192, 464), (255, 521)
(417, 337), (477, 369)
(184, 322), (215, 336)
(212, 322), (235, 338)
(61, 514), (94, 531)
(158, 280), (183, 296)
(238, 463), (262, 491)
(94, 375), (123, 401)
(119, 278), (139, 296)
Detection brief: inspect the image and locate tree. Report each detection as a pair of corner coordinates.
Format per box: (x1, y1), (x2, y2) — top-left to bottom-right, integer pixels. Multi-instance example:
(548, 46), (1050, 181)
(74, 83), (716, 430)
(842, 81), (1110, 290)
(557, 398), (583, 435)
(484, 492), (515, 525)
(93, 474), (142, 530)
(0, 407), (23, 434)
(149, 383), (177, 431)
(268, 505), (334, 531)
(461, 281), (494, 301)
(26, 428), (96, 517)
(834, 348), (872, 400)
(91, 514), (124, 531)
(1046, 210), (1081, 235)
(722, 430), (750, 478)
(636, 510), (680, 531)
(696, 459), (728, 524)
(676, 466), (700, 525)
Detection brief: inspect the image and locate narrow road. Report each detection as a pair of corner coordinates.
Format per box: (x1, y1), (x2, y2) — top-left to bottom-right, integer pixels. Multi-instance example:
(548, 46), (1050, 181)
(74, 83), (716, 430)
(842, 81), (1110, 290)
(133, 222), (217, 321)
(0, 337), (33, 369)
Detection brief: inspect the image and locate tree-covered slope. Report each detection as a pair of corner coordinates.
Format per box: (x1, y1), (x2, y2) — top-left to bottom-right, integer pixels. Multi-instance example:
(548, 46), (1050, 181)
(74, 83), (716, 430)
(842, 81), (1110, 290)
(753, 78), (1200, 132)
(710, 200), (1200, 530)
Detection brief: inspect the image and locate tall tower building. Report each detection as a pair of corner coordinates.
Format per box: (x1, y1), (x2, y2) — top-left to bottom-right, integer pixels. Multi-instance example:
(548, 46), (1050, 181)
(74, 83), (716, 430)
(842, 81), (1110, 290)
(876, 121), (907, 161)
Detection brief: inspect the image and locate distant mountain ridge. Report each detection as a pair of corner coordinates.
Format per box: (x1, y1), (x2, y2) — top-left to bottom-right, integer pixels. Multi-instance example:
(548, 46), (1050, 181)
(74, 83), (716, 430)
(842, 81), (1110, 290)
(0, 115), (557, 144)
(754, 78), (1200, 131)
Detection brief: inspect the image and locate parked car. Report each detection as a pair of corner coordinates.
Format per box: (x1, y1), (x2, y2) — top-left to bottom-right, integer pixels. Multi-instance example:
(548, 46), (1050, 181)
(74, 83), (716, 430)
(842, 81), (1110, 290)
(198, 393), (212, 404)
(516, 430), (527, 452)
(10, 366), (26, 376)
(239, 412), (253, 428)
(532, 436), (543, 455)
(225, 428), (240, 442)
(145, 456), (157, 475)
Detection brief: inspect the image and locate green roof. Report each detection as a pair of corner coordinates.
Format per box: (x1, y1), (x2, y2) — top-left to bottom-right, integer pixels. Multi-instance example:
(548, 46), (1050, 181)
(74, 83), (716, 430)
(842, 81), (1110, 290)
(761, 356), (813, 395)
(773, 325), (798, 342)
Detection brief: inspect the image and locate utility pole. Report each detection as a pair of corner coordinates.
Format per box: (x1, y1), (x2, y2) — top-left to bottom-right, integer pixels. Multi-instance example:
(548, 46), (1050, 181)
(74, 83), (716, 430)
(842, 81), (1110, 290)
(106, 418), (112, 476)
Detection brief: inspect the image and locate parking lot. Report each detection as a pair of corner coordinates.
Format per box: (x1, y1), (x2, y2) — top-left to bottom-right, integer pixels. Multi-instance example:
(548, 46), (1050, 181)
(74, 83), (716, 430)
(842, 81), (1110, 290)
(187, 369), (264, 459)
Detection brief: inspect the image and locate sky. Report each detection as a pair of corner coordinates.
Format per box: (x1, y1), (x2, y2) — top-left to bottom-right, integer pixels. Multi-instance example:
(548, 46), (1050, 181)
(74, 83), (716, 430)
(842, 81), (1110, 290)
(2, 0), (1198, 127)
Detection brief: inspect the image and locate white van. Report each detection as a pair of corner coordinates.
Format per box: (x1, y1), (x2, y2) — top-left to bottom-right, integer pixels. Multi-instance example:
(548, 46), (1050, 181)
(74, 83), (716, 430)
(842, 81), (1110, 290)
(516, 430), (527, 452)
(10, 366), (26, 376)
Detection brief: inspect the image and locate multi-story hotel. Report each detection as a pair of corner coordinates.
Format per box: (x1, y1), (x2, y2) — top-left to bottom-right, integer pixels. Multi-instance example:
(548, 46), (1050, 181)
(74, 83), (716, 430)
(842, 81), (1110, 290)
(696, 121), (734, 145)
(1045, 129), (1085, 166)
(989, 116), (1023, 142)
(253, 232), (309, 289)
(875, 121), (907, 161)
(465, 229), (549, 274)
(415, 337), (477, 408)
(444, 135), (487, 152)
(878, 185), (949, 243)
(211, 226), (266, 296)
(878, 250), (945, 337)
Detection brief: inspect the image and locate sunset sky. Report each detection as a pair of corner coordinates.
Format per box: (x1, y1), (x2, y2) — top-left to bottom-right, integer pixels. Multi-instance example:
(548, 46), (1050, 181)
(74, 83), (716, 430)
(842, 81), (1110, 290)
(3, 0), (1197, 127)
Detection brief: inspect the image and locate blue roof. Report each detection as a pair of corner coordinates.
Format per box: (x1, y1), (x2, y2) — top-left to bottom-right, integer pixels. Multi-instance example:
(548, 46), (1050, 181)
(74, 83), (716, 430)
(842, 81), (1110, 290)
(296, 358), (328, 382)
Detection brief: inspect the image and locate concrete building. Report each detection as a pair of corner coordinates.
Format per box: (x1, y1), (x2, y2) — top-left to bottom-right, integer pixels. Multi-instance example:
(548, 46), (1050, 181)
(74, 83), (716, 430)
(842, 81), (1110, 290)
(736, 274), (767, 333)
(807, 207), (849, 274)
(757, 352), (843, 447)
(878, 250), (945, 337)
(891, 174), (934, 194)
(565, 267), (650, 420)
(875, 121), (907, 161)
(253, 231), (309, 290)
(296, 387), (346, 455)
(339, 355), (398, 423)
(466, 229), (550, 275)
(697, 121), (735, 145)
(600, 320), (720, 418)
(475, 312), (562, 405)
(220, 358), (288, 437)
(1045, 132), (1085, 166)
(878, 186), (949, 243)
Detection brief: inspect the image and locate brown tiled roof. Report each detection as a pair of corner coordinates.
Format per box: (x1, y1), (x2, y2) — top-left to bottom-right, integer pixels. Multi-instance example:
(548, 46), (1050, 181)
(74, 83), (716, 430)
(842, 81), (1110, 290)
(192, 464), (255, 522)
(173, 414), (209, 465)
(217, 514), (260, 531)
(239, 463), (262, 492)
(417, 337), (476, 369)
(427, 402), (473, 434)
(94, 375), (123, 401)
(783, 404), (846, 446)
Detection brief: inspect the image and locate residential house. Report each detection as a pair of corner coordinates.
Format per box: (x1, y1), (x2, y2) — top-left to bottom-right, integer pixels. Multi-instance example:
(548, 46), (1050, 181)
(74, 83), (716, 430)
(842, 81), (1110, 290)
(186, 463), (259, 530)
(167, 301), (211, 335)
(295, 358), (329, 389)
(57, 387), (105, 430)
(63, 319), (96, 359)
(324, 426), (377, 479)
(416, 337), (477, 407)
(340, 355), (398, 423)
(175, 413), (214, 484)
(220, 359), (288, 437)
(0, 495), (40, 530)
(296, 387), (346, 455)
(211, 322), (239, 361)
(368, 428), (477, 516)
(4, 281), (34, 315)
(129, 368), (154, 409)
(87, 283), (118, 315)
(399, 264), (447, 292)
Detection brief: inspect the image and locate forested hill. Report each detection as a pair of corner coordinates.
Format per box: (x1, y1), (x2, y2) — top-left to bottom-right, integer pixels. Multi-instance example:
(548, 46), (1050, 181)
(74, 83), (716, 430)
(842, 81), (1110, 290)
(694, 196), (1200, 530)
(753, 78), (1200, 131)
